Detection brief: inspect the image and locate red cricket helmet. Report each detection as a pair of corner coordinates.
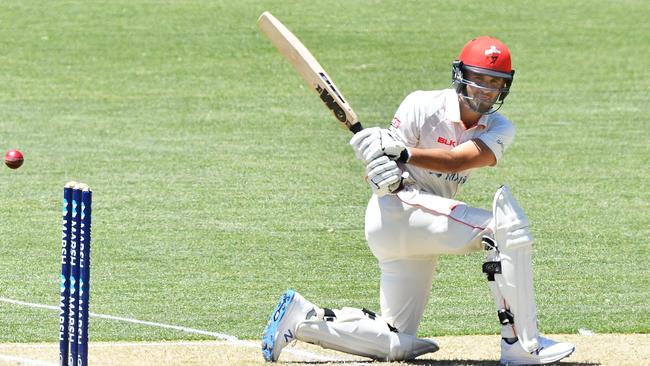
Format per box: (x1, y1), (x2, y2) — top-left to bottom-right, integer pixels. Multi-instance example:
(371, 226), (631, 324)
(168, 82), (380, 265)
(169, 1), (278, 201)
(452, 36), (515, 114)
(459, 36), (513, 78)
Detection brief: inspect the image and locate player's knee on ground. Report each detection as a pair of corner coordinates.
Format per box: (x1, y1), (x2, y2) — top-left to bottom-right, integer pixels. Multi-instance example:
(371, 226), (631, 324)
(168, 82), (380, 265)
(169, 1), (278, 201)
(296, 307), (438, 361)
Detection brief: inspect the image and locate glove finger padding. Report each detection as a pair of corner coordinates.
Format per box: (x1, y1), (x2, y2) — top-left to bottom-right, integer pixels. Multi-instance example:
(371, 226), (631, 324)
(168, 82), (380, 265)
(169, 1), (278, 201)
(349, 127), (380, 161)
(366, 155), (398, 175)
(379, 129), (409, 162)
(349, 126), (380, 146)
(355, 129), (410, 163)
(366, 156), (402, 196)
(361, 141), (381, 162)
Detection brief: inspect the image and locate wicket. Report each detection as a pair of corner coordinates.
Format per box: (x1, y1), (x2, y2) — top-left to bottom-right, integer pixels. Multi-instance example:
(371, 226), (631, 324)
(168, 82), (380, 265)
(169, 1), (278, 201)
(59, 181), (92, 366)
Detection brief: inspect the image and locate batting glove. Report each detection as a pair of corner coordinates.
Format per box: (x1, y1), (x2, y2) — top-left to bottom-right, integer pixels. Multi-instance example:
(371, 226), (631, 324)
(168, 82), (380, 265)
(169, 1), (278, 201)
(349, 127), (381, 161)
(366, 155), (402, 196)
(352, 128), (410, 163)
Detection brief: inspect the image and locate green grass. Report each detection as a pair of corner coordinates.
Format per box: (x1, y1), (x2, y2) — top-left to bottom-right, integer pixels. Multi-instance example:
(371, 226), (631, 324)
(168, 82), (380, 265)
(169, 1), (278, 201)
(0, 0), (648, 343)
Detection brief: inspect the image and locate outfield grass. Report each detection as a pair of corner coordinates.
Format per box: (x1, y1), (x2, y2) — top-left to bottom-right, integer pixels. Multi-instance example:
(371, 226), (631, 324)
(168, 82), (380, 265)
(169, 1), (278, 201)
(0, 0), (648, 346)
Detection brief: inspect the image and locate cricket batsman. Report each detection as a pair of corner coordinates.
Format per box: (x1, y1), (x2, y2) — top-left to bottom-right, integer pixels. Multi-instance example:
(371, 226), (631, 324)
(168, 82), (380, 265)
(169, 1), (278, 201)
(262, 36), (576, 365)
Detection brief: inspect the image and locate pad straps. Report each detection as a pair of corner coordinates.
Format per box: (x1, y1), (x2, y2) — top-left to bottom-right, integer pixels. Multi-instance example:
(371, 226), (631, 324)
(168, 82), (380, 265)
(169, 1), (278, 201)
(322, 307), (399, 333)
(482, 236), (502, 281)
(482, 236), (514, 326)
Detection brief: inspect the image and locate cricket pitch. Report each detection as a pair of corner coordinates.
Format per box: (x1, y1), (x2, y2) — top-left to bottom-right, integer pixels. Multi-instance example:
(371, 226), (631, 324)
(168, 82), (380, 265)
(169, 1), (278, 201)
(0, 334), (647, 365)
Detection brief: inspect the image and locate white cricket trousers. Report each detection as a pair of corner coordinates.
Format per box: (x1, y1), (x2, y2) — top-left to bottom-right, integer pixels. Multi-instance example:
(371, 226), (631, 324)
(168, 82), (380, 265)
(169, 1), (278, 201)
(365, 187), (492, 335)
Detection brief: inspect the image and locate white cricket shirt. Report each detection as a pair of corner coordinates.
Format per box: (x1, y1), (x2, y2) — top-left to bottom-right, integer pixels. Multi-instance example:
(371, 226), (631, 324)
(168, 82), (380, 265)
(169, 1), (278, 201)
(389, 89), (515, 199)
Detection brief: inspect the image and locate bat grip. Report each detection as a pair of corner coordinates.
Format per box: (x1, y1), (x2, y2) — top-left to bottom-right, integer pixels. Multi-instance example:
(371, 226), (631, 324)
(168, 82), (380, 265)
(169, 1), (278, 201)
(349, 122), (364, 134)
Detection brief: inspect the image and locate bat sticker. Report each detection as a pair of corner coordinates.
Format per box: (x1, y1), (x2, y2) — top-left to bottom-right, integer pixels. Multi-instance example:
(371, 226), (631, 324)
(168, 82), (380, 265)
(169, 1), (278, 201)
(316, 85), (347, 123)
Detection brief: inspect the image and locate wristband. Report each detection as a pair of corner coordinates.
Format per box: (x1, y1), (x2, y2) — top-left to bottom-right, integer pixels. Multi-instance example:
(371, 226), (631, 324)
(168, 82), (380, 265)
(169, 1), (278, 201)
(397, 147), (411, 163)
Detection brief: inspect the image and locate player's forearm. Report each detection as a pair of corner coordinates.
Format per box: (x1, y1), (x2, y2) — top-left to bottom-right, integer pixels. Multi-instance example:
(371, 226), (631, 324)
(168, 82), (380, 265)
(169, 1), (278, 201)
(407, 147), (465, 173)
(406, 139), (496, 173)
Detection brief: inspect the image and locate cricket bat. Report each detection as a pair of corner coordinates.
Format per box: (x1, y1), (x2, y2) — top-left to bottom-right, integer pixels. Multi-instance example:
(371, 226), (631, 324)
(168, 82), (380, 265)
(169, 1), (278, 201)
(257, 11), (363, 134)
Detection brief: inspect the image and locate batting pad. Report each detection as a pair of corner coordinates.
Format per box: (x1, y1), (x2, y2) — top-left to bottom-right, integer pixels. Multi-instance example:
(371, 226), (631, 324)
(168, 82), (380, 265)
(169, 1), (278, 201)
(295, 307), (438, 361)
(489, 185), (540, 353)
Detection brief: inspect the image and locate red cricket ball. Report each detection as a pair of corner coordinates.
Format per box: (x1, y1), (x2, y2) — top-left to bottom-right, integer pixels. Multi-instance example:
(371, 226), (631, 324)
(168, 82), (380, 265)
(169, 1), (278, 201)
(5, 149), (24, 169)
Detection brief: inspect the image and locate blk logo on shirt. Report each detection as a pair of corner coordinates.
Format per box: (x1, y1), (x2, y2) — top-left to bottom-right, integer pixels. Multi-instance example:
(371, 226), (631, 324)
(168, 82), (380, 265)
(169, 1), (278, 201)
(437, 136), (456, 147)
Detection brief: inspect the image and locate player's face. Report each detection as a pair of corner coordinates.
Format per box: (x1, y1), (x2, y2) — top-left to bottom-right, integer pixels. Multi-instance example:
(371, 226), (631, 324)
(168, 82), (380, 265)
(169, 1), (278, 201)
(463, 71), (507, 113)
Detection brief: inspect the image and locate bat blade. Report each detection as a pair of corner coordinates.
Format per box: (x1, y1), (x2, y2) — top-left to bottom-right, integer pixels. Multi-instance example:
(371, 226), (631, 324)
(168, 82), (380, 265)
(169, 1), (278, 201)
(257, 11), (363, 134)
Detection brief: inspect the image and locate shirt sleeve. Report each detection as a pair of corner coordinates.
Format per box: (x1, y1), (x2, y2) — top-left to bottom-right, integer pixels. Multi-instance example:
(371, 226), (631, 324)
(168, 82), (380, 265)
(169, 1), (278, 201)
(477, 116), (516, 163)
(388, 91), (425, 147)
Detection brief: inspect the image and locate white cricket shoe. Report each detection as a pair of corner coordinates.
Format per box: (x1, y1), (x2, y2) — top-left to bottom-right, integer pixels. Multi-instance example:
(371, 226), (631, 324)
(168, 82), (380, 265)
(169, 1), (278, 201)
(261, 290), (315, 362)
(500, 336), (575, 365)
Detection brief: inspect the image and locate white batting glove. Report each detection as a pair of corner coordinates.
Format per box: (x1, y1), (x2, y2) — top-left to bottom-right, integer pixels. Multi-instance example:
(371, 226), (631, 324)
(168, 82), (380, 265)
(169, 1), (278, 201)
(351, 128), (410, 163)
(366, 156), (402, 196)
(363, 129), (411, 163)
(349, 127), (381, 161)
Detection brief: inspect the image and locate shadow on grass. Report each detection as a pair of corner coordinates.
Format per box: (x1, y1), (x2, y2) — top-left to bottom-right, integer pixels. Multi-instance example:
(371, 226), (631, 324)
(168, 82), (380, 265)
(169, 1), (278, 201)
(405, 360), (600, 366)
(287, 360), (600, 366)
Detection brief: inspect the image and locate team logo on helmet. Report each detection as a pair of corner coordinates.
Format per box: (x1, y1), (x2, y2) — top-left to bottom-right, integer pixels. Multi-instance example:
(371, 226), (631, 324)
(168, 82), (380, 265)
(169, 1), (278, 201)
(484, 45), (501, 64)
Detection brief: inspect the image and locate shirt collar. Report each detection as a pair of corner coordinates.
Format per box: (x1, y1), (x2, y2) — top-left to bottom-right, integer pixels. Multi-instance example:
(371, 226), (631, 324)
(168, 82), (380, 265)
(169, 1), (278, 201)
(443, 89), (489, 129)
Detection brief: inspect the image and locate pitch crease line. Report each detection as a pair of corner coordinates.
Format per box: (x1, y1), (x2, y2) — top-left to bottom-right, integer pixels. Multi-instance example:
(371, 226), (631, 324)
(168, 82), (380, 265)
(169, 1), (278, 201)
(0, 353), (57, 366)
(0, 297), (367, 364)
(0, 297), (235, 340)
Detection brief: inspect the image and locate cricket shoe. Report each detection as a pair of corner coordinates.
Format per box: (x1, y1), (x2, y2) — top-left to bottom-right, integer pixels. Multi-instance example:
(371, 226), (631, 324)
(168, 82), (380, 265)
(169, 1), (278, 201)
(261, 290), (316, 362)
(500, 336), (575, 365)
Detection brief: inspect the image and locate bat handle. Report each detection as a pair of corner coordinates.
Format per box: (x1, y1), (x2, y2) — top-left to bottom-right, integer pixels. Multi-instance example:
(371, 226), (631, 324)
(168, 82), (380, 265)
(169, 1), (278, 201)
(349, 122), (363, 134)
